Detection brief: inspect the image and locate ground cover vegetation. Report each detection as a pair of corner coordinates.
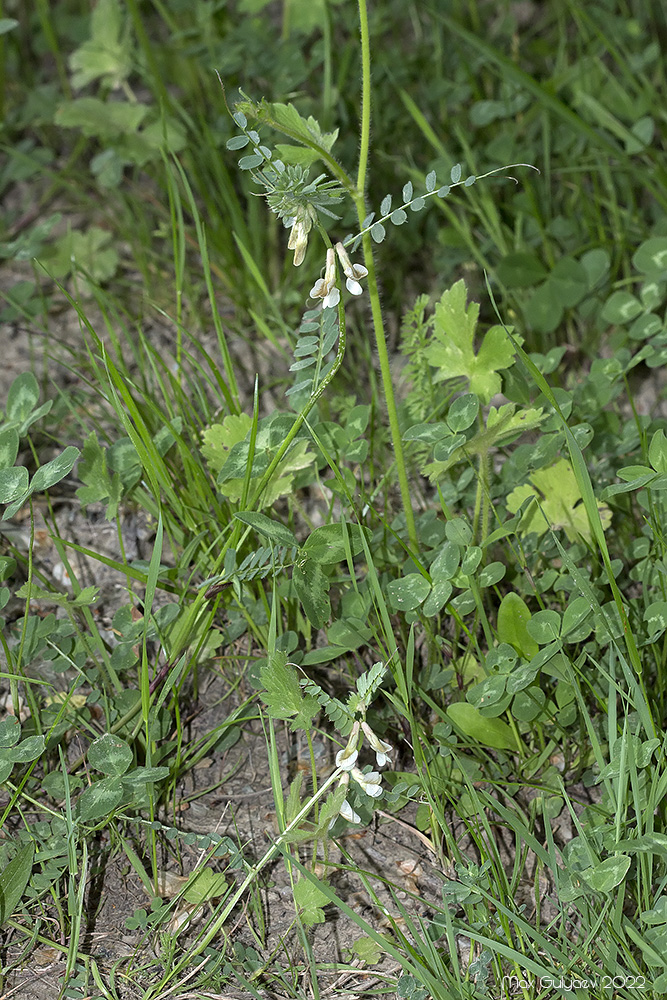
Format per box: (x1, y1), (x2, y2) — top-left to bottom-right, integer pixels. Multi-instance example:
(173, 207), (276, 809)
(1, 0), (667, 997)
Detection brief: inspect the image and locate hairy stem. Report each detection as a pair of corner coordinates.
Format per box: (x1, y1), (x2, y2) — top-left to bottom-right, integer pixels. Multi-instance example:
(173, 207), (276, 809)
(356, 0), (418, 551)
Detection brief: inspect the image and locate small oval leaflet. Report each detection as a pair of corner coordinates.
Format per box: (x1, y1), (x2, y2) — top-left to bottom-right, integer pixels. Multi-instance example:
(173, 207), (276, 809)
(425, 170), (437, 192)
(226, 135), (249, 150)
(380, 194), (392, 216)
(233, 111), (247, 129)
(239, 154), (263, 170)
(370, 222), (386, 244)
(402, 181), (413, 202)
(450, 163), (462, 183)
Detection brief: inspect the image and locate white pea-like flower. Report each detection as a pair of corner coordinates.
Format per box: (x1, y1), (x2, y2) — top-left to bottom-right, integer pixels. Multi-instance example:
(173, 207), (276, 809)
(335, 746), (358, 771)
(361, 721), (393, 767)
(339, 798), (361, 824)
(309, 247), (340, 309)
(335, 242), (368, 295)
(287, 216), (311, 266)
(351, 766), (383, 798)
(335, 720), (360, 771)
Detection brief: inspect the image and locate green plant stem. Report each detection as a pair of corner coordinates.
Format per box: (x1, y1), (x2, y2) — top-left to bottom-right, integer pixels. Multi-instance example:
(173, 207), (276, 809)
(247, 283), (347, 509)
(355, 0), (418, 551)
(153, 768), (342, 995)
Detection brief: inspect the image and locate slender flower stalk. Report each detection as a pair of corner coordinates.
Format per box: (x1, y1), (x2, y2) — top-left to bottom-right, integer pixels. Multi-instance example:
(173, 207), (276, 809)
(355, 0), (418, 551)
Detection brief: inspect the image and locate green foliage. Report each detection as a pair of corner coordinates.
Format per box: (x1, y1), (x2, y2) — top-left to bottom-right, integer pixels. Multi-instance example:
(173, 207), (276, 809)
(0, 844), (35, 927)
(507, 457), (612, 543)
(423, 279), (518, 404)
(4, 0), (667, 995)
(259, 652), (319, 730)
(202, 412), (314, 505)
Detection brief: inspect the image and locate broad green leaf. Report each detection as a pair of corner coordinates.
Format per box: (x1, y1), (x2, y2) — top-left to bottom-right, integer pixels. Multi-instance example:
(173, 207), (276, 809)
(506, 458), (611, 543)
(601, 291), (643, 325)
(497, 592), (538, 660)
(351, 935), (385, 965)
(633, 237), (667, 277)
(524, 282), (563, 334)
(68, 0), (133, 90)
(446, 702), (518, 750)
(0, 717), (21, 749)
(6, 372), (39, 423)
(3, 735), (45, 763)
(581, 856), (631, 893)
(77, 776), (123, 822)
(244, 98), (338, 154)
(0, 467), (29, 505)
(562, 596), (592, 637)
(42, 226), (119, 283)
(235, 511), (298, 548)
(88, 733), (133, 776)
(386, 574), (431, 612)
(649, 428), (667, 473)
(0, 556), (16, 581)
(644, 601), (667, 637)
(497, 251), (547, 288)
(327, 616), (373, 650)
(302, 523), (369, 564)
(183, 867), (228, 905)
(0, 844), (34, 927)
(511, 687), (545, 722)
(0, 427), (19, 469)
(430, 540), (460, 580)
(293, 558), (331, 629)
(274, 144), (324, 167)
(580, 248), (610, 290)
(447, 393), (479, 432)
(477, 562), (505, 588)
(616, 833), (667, 859)
(526, 609), (561, 644)
(425, 280), (517, 403)
(422, 580), (452, 617)
(30, 446), (79, 494)
(467, 674), (508, 710)
(120, 766), (169, 786)
(549, 256), (589, 307)
(445, 517), (472, 546)
(56, 98), (147, 138)
(76, 431), (123, 518)
(294, 878), (329, 927)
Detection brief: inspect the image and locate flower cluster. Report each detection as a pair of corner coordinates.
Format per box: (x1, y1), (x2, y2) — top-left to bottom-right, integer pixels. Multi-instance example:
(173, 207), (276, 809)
(309, 243), (368, 311)
(333, 719), (393, 825)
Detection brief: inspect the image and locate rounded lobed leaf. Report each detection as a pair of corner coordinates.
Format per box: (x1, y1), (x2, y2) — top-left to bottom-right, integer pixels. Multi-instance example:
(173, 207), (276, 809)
(88, 733), (133, 776)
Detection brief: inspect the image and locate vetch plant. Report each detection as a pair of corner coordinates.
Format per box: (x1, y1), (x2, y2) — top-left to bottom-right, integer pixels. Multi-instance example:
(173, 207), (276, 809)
(222, 19), (535, 551)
